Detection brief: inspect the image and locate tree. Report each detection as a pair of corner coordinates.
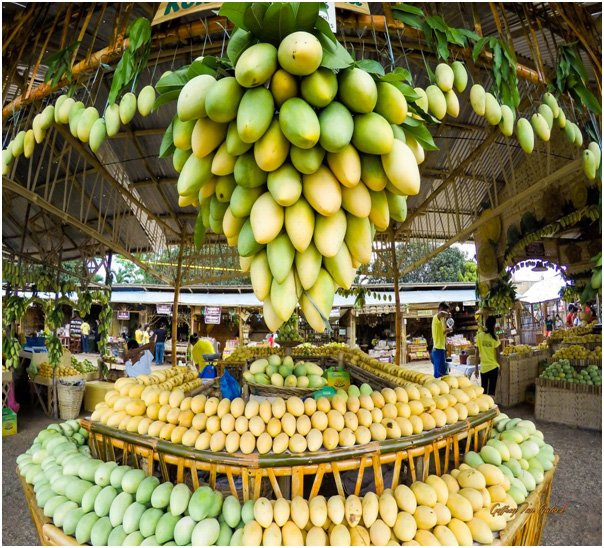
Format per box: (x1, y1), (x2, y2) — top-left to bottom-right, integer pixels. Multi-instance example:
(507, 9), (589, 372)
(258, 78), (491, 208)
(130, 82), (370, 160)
(366, 243), (477, 284)
(111, 258), (144, 284)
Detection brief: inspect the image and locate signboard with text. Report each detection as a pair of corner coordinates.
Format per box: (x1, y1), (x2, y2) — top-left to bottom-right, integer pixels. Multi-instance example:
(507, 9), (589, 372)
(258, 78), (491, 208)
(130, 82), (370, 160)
(204, 306), (222, 324)
(152, 2), (370, 26)
(117, 310), (131, 320)
(157, 304), (172, 315)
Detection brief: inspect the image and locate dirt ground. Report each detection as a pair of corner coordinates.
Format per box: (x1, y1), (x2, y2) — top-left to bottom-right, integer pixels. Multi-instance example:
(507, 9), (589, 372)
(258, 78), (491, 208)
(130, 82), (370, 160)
(2, 401), (601, 546)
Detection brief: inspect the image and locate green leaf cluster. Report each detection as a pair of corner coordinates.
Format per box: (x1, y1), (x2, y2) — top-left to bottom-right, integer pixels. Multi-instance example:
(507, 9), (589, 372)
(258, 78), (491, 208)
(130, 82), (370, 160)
(472, 36), (520, 110)
(551, 43), (601, 116)
(108, 17), (152, 104)
(43, 42), (81, 88)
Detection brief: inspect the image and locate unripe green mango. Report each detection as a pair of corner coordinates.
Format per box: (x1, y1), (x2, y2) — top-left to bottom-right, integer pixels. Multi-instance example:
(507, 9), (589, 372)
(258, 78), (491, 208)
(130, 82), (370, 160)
(435, 63), (455, 92)
(499, 105), (515, 137)
(177, 74), (215, 121)
(290, 145), (324, 175)
(516, 118), (534, 153)
(542, 92), (559, 118)
(531, 113), (550, 142)
(89, 118), (107, 153)
(277, 31), (323, 76)
(318, 101), (354, 153)
(77, 106), (100, 143)
(104, 104), (121, 137)
(279, 97), (320, 149)
(426, 85), (447, 120)
(23, 129), (35, 158)
(238, 219), (265, 257)
(352, 112), (394, 155)
(137, 85), (156, 117)
(470, 84), (486, 116)
(338, 67), (378, 113)
(583, 149), (596, 180)
(237, 87), (274, 144)
(484, 93), (502, 125)
(68, 101), (86, 137)
(538, 103), (554, 129)
(205, 77), (244, 123)
(452, 61), (468, 93)
(119, 93), (137, 125)
(235, 42), (277, 87)
(374, 82), (407, 124)
(300, 67), (338, 108)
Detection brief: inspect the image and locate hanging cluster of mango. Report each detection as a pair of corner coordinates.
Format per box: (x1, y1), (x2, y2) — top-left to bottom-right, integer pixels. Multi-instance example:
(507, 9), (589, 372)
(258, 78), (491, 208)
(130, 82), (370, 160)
(2, 3), (601, 334)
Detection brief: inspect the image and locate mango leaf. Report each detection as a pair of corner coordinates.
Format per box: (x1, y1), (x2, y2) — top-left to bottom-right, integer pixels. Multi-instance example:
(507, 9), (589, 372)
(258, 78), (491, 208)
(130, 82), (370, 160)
(402, 120), (438, 150)
(355, 59), (385, 76)
(317, 32), (354, 70)
(218, 2), (250, 30)
(295, 2), (321, 31)
(472, 37), (490, 62)
(314, 14), (336, 42)
(159, 118), (175, 158)
(155, 69), (189, 94)
(153, 89), (180, 110)
(389, 81), (420, 101)
(261, 2), (296, 44)
(445, 27), (467, 47)
(127, 17), (151, 51)
(243, 2), (269, 37)
(187, 56), (219, 79)
(425, 15), (448, 33)
(391, 4), (424, 29)
(572, 85), (602, 115)
(457, 28), (481, 42)
(227, 28), (254, 65)
(380, 67), (412, 84)
(434, 30), (450, 60)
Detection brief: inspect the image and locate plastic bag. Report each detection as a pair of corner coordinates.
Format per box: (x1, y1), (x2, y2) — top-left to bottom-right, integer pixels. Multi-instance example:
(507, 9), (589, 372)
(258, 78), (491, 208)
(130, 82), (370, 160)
(200, 364), (217, 379)
(220, 368), (241, 400)
(7, 382), (20, 413)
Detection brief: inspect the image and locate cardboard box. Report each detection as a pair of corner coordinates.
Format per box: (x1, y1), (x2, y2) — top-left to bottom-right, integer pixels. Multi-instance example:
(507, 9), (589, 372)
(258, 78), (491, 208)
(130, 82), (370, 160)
(84, 381), (115, 413)
(325, 368), (350, 391)
(2, 407), (17, 437)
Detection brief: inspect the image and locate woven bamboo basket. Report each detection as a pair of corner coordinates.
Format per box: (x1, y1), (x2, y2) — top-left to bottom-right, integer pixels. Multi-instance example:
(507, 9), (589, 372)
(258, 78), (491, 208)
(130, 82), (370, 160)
(345, 362), (398, 390)
(57, 379), (85, 420)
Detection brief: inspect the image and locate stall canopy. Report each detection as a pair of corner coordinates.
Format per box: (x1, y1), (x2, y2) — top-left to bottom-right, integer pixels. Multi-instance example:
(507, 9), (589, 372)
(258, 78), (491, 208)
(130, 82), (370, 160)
(109, 287), (477, 309)
(518, 274), (566, 304)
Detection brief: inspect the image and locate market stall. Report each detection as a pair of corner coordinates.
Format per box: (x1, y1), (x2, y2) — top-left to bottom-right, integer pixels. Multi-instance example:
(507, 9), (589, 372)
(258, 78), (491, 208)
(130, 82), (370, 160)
(2, 1), (601, 545)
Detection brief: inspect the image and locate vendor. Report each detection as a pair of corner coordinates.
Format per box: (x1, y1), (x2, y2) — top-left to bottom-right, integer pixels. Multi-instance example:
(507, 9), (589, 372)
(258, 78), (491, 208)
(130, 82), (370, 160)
(431, 302), (451, 378)
(125, 340), (154, 377)
(191, 334), (218, 371)
(474, 316), (501, 396)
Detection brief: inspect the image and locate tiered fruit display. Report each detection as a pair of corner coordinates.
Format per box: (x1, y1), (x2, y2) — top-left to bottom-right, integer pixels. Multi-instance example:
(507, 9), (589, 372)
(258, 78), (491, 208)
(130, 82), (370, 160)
(501, 344), (533, 357)
(540, 360), (602, 385)
(552, 344), (602, 362)
(129, 367), (203, 393)
(91, 378), (496, 454)
(548, 323), (597, 341)
(18, 415), (557, 546)
(243, 355), (328, 389)
(18, 421), (255, 546)
(71, 357), (97, 374)
(562, 334), (601, 344)
(32, 362), (80, 379)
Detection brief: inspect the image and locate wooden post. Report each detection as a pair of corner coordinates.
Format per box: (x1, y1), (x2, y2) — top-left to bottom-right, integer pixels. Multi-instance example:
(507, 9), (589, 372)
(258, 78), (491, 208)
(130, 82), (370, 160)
(172, 240), (186, 366)
(401, 315), (408, 365)
(237, 307), (244, 345)
(388, 229), (402, 365)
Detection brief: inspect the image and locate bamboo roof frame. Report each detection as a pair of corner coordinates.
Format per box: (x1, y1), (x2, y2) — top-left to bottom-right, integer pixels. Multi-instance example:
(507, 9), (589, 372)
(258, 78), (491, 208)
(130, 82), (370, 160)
(2, 2), (601, 291)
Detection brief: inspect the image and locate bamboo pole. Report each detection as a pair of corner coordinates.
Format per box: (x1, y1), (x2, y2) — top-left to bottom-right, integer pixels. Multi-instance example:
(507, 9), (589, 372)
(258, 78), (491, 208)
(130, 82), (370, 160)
(171, 236), (186, 367)
(3, 11), (550, 120)
(388, 228), (402, 366)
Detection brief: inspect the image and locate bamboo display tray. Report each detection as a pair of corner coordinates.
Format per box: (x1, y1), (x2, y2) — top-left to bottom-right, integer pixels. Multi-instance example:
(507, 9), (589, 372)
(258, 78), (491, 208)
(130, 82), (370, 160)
(345, 362), (398, 391)
(535, 379), (601, 430)
(83, 408), (497, 502)
(247, 382), (316, 397)
(19, 453), (559, 547)
(494, 456), (559, 545)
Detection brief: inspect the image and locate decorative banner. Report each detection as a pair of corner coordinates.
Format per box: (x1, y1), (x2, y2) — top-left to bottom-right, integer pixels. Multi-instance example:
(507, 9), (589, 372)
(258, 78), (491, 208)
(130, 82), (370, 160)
(204, 306), (222, 324)
(117, 310), (131, 320)
(157, 304), (173, 315)
(152, 2), (370, 26)
(152, 2), (222, 26)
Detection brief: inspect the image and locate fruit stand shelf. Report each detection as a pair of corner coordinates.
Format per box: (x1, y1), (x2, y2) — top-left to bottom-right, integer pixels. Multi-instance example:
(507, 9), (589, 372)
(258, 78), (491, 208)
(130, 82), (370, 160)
(18, 454), (559, 547)
(82, 409), (497, 502)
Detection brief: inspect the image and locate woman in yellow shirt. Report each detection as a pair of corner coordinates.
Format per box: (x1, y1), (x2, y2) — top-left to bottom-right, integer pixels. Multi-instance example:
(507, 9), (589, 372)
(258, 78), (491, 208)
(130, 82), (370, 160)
(474, 316), (501, 396)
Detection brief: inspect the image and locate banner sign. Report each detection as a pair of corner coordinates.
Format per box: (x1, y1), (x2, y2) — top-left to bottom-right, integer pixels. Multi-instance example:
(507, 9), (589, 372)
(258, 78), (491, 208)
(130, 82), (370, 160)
(204, 306), (222, 324)
(157, 304), (173, 315)
(117, 310), (131, 320)
(152, 2), (369, 26)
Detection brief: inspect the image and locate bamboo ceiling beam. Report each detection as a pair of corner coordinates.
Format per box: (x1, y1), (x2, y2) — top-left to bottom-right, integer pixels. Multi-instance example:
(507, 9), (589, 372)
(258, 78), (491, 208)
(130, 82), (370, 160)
(4, 8), (552, 120)
(55, 125), (179, 237)
(397, 159), (581, 277)
(3, 177), (173, 285)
